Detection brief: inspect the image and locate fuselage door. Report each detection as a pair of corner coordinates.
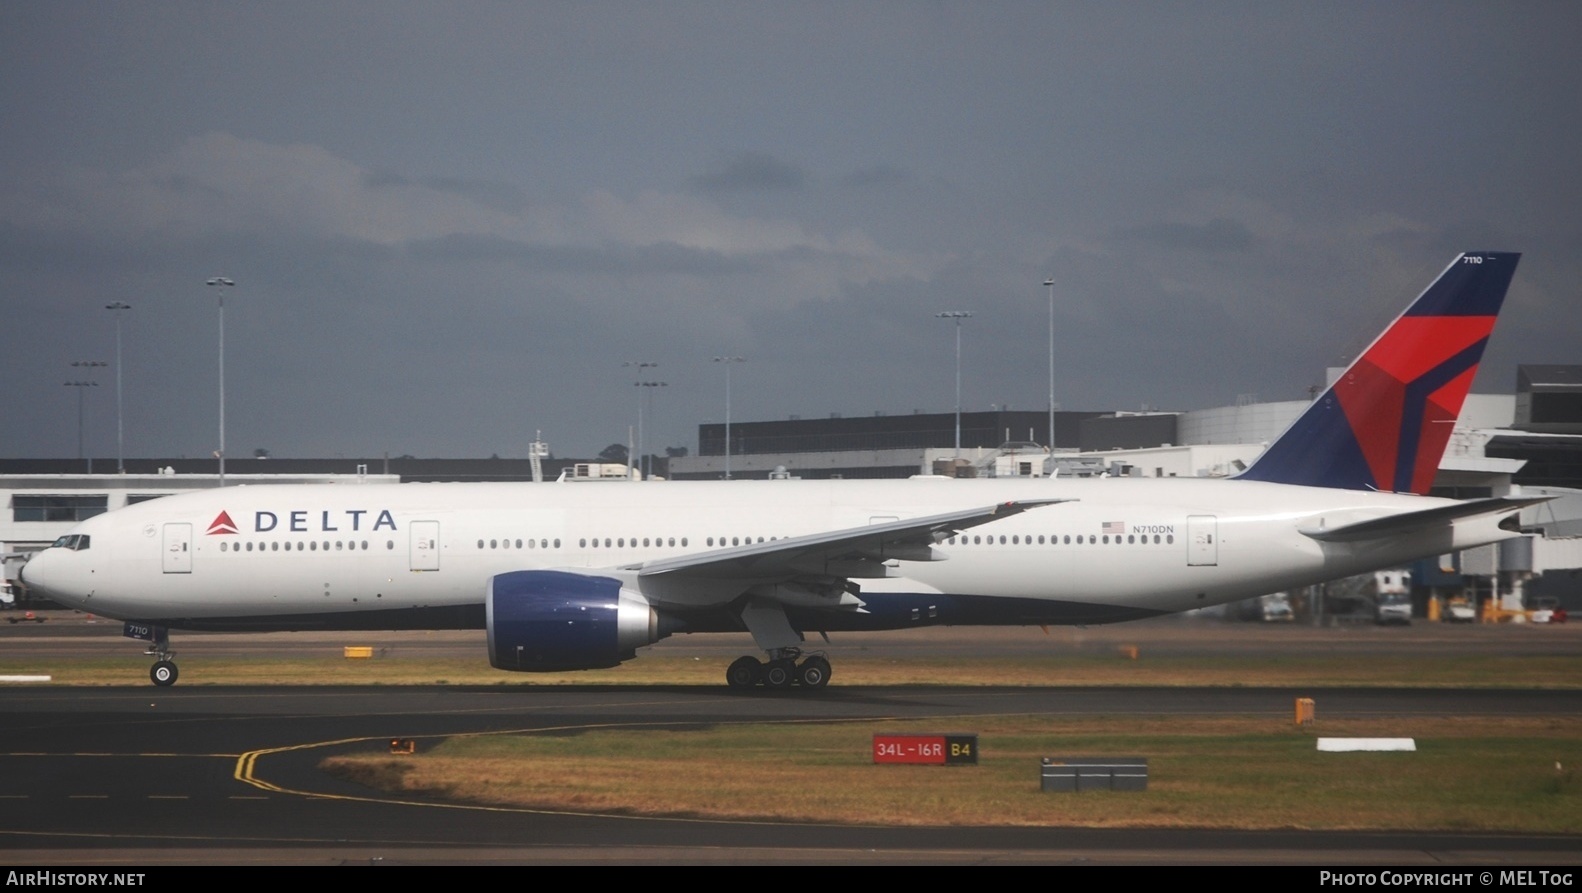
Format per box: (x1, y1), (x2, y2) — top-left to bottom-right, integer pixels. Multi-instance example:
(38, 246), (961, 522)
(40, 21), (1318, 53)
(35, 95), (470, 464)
(1187, 515), (1218, 567)
(410, 520), (440, 572)
(162, 523), (193, 574)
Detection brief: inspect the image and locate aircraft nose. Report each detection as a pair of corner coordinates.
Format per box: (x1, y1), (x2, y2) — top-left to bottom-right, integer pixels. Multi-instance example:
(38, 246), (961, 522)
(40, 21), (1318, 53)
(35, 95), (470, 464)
(17, 552), (43, 592)
(18, 549), (64, 601)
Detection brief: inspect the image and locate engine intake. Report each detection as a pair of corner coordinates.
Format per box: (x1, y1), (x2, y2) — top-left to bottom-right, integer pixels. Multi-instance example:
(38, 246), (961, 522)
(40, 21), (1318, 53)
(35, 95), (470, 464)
(487, 570), (661, 672)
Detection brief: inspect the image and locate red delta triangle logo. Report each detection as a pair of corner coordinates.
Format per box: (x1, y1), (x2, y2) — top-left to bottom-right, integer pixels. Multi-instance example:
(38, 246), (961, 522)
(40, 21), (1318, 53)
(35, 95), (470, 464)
(207, 511), (239, 535)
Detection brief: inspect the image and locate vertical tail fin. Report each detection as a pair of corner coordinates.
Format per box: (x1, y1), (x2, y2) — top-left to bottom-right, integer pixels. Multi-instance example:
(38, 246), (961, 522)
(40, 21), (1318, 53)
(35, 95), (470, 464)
(1236, 252), (1520, 493)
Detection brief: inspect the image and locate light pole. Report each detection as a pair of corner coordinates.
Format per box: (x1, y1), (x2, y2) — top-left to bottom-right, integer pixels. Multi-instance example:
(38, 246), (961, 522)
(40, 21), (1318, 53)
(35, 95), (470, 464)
(1044, 277), (1056, 450)
(70, 362), (107, 473)
(635, 380), (667, 479)
(936, 311), (972, 457)
(105, 302), (131, 474)
(64, 378), (100, 472)
(206, 277), (234, 487)
(622, 362), (658, 478)
(713, 356), (744, 480)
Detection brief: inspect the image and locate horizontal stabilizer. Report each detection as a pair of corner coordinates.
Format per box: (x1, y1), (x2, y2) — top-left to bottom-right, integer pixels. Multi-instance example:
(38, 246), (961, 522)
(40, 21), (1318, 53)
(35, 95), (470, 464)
(1299, 496), (1550, 543)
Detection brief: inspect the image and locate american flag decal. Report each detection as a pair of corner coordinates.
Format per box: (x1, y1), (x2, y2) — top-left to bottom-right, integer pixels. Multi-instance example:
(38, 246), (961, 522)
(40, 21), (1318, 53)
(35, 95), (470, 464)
(1101, 521), (1125, 535)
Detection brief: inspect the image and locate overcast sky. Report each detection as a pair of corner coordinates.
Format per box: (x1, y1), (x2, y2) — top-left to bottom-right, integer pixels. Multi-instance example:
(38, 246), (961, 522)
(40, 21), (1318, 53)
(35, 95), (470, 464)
(3, 2), (1579, 463)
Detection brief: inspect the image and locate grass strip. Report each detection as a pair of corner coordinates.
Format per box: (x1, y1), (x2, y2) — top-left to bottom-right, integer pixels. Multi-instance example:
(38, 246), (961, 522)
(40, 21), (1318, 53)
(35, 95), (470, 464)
(5, 651), (1579, 688)
(322, 714), (1581, 832)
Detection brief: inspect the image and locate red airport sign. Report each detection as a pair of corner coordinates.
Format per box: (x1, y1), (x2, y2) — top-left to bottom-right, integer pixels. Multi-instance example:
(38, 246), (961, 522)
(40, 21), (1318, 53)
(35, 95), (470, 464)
(872, 733), (977, 765)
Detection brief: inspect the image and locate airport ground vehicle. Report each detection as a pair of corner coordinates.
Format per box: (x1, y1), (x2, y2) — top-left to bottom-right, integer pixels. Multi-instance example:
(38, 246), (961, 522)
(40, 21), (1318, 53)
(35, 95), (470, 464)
(1375, 592), (1413, 625)
(1444, 597), (1478, 623)
(1530, 597), (1568, 623)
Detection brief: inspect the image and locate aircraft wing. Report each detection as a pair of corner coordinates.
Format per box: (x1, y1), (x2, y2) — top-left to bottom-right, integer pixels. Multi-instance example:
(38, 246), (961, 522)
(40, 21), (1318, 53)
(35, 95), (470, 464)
(626, 498), (1070, 580)
(1298, 496), (1551, 543)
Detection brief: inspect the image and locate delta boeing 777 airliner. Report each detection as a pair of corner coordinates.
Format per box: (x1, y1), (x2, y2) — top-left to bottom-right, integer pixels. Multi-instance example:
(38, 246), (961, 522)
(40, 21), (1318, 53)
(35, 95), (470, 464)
(22, 253), (1541, 689)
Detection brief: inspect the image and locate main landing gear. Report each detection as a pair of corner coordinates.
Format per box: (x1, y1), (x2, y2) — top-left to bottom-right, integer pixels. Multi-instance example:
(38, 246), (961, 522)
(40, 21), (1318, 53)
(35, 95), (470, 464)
(145, 628), (178, 687)
(726, 648), (831, 691)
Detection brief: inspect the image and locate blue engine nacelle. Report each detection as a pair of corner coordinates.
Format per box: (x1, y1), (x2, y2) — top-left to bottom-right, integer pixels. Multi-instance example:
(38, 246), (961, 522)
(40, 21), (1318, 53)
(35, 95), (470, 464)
(486, 570), (661, 672)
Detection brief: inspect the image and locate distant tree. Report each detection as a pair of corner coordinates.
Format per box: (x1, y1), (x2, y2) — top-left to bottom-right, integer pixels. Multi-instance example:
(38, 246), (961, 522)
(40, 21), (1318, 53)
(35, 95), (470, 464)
(598, 443), (629, 464)
(665, 446), (689, 458)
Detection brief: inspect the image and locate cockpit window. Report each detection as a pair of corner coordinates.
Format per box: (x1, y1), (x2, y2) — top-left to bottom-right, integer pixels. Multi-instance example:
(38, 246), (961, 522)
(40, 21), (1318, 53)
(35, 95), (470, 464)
(49, 534), (91, 551)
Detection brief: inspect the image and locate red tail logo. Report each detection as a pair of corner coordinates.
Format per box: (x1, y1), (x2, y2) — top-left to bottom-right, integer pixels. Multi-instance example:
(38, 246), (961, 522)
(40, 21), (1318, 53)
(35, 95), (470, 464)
(1236, 252), (1520, 493)
(207, 511), (239, 535)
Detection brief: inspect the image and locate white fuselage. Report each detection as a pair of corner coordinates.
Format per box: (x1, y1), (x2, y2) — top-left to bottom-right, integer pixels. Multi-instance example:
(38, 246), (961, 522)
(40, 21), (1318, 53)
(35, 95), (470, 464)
(22, 476), (1517, 631)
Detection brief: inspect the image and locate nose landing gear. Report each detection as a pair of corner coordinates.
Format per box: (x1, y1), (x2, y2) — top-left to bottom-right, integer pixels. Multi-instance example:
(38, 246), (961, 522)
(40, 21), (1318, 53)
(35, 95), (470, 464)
(149, 659), (178, 687)
(140, 626), (178, 687)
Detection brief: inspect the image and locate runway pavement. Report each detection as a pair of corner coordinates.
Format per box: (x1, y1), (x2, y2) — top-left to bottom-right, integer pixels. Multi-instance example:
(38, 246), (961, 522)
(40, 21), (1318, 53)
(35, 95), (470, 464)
(2, 615), (1580, 865)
